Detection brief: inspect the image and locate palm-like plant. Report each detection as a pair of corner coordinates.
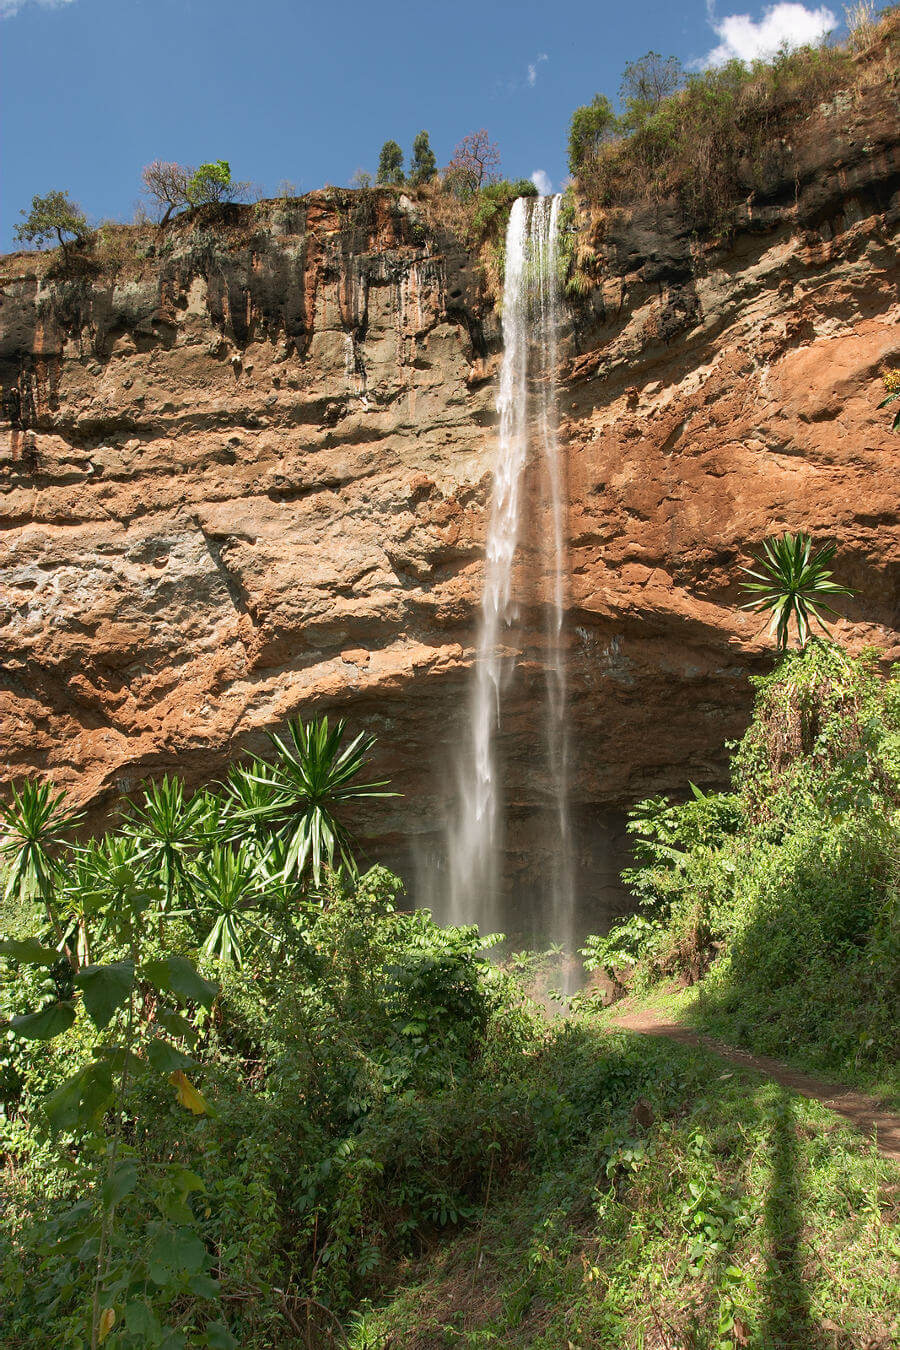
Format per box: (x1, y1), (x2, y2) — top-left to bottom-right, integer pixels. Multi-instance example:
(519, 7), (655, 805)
(189, 842), (280, 967)
(240, 716), (394, 886)
(121, 775), (209, 915)
(60, 833), (147, 960)
(740, 532), (854, 651)
(0, 780), (83, 914)
(219, 762), (283, 845)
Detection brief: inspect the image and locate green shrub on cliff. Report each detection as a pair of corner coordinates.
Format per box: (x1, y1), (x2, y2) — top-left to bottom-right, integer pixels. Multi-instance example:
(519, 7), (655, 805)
(739, 531), (855, 650)
(409, 129), (437, 185)
(376, 139), (405, 186)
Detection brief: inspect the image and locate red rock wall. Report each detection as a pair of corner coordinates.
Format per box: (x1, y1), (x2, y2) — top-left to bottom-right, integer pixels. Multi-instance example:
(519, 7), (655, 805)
(0, 84), (897, 910)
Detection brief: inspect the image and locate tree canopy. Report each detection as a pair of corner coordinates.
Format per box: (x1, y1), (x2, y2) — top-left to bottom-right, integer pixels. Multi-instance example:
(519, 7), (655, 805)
(13, 191), (89, 253)
(376, 140), (405, 186)
(409, 130), (437, 185)
(567, 95), (618, 174)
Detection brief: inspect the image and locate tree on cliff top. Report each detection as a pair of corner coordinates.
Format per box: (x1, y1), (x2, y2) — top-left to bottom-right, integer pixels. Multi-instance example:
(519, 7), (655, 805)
(567, 95), (618, 174)
(13, 191), (89, 255)
(443, 130), (501, 199)
(142, 159), (249, 223)
(618, 51), (683, 130)
(376, 140), (406, 186)
(141, 161), (193, 223)
(409, 130), (437, 186)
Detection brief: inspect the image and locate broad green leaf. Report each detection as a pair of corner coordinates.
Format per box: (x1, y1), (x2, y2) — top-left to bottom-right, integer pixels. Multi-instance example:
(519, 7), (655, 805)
(155, 1007), (199, 1044)
(46, 1062), (114, 1132)
(205, 1322), (239, 1350)
(102, 1159), (138, 1209)
(0, 937), (60, 965)
(169, 1165), (205, 1196)
(188, 1272), (221, 1299)
(159, 1332), (187, 1350)
(75, 961), (134, 1029)
(167, 1227), (206, 1272)
(142, 956), (217, 1008)
(91, 1045), (146, 1076)
(147, 1038), (195, 1074)
(124, 1301), (162, 1338)
(11, 1000), (75, 1040)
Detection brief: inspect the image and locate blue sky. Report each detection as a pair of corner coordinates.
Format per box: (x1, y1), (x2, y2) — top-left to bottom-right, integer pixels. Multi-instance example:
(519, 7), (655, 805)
(1, 0), (840, 250)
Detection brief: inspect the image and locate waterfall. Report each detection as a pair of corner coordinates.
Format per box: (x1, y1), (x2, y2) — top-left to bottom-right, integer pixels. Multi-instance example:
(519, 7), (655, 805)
(447, 194), (572, 942)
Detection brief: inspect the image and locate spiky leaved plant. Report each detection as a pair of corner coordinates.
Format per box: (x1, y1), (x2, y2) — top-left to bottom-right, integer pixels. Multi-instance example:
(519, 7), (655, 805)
(740, 532), (854, 651)
(241, 715), (395, 887)
(0, 782), (84, 951)
(121, 775), (210, 919)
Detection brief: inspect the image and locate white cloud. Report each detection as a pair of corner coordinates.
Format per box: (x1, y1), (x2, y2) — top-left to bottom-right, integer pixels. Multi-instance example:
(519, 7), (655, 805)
(702, 2), (836, 66)
(527, 53), (548, 87)
(531, 169), (553, 196)
(1, 0), (76, 16)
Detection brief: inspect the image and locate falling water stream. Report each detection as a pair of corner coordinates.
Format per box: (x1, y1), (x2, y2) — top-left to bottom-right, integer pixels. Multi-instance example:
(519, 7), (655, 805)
(447, 194), (573, 951)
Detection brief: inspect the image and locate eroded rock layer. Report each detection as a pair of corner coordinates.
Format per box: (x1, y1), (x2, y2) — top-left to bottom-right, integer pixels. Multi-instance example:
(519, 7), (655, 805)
(1, 84), (898, 923)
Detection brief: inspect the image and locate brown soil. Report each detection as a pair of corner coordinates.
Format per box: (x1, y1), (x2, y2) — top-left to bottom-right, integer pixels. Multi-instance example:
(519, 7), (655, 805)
(608, 1008), (900, 1162)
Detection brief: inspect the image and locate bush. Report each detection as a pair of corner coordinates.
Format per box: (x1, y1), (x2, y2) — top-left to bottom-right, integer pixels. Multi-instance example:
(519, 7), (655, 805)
(0, 720), (543, 1344)
(585, 642), (900, 1084)
(376, 140), (405, 186)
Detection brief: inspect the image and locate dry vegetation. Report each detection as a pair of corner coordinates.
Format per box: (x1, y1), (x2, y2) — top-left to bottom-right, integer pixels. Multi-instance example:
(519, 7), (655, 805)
(575, 5), (899, 234)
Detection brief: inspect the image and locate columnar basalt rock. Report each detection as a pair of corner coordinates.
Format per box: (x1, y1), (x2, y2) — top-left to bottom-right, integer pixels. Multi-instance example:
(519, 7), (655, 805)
(1, 83), (898, 920)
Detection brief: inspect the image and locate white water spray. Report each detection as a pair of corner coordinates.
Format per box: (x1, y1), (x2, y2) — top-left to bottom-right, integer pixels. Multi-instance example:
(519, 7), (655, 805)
(447, 194), (572, 940)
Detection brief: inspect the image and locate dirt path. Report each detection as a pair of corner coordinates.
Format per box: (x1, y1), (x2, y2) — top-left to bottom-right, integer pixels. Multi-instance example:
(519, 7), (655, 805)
(609, 1007), (900, 1162)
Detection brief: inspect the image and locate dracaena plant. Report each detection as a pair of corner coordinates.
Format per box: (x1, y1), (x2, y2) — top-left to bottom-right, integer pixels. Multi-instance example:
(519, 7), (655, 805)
(0, 779), (84, 911)
(238, 715), (396, 887)
(122, 775), (211, 919)
(0, 862), (226, 1349)
(189, 841), (284, 967)
(740, 532), (855, 651)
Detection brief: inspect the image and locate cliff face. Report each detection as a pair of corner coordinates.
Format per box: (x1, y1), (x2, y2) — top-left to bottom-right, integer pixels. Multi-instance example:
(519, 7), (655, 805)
(1, 80), (898, 922)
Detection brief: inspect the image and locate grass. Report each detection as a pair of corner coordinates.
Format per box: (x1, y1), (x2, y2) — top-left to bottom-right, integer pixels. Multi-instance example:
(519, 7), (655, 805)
(344, 1023), (898, 1350)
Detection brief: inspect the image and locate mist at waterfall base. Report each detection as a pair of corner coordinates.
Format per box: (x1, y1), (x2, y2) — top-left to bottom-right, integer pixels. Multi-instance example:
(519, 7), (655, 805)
(420, 194), (631, 975)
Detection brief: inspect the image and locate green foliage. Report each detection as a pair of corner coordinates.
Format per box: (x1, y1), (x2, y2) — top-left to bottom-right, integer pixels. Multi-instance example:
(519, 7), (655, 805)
(0, 859), (218, 1348)
(469, 178), (538, 242)
(740, 531), (855, 650)
(618, 50), (683, 130)
(376, 139), (405, 186)
(349, 1035), (896, 1349)
(567, 94), (618, 174)
(239, 714), (394, 886)
(409, 129), (437, 185)
(0, 717), (526, 1344)
(0, 781), (84, 909)
(123, 775), (211, 914)
(13, 191), (89, 252)
(586, 643), (900, 1088)
(187, 161), (236, 207)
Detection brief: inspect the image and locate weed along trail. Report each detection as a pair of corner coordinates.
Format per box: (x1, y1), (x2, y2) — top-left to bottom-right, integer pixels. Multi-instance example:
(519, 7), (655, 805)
(607, 1007), (900, 1161)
